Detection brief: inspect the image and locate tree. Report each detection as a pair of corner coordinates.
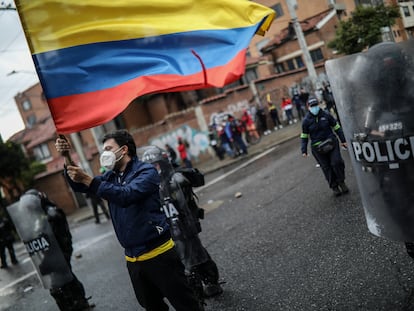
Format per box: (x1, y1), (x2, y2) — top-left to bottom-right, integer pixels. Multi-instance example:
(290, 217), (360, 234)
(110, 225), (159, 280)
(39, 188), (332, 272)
(0, 140), (45, 204)
(328, 4), (400, 55)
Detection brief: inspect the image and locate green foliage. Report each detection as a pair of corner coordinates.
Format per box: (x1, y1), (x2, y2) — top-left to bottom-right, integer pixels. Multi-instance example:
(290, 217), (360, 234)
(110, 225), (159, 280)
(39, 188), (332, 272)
(328, 4), (401, 55)
(0, 140), (46, 202)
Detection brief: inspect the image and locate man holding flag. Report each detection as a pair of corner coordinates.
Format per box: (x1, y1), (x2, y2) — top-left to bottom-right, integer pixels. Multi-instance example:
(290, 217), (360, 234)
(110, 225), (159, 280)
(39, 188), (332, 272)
(56, 130), (204, 310)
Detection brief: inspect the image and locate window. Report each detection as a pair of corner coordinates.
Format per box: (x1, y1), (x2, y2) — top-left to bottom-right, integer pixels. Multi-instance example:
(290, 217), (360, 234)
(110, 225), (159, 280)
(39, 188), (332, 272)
(403, 6), (410, 17)
(310, 48), (324, 62)
(295, 56), (304, 68)
(287, 59), (295, 71)
(33, 143), (51, 161)
(26, 115), (36, 128)
(22, 99), (31, 111)
(271, 3), (284, 19)
(275, 63), (285, 74)
(244, 68), (258, 84)
(256, 38), (270, 56)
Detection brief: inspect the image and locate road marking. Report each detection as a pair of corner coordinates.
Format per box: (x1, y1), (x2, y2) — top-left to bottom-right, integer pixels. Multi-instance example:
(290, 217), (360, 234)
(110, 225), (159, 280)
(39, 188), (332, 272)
(195, 146), (277, 193)
(0, 231), (114, 294)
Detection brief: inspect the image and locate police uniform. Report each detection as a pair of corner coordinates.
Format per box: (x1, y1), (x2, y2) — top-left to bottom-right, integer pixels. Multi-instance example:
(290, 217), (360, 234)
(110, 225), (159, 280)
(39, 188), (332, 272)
(142, 147), (223, 302)
(301, 102), (348, 196)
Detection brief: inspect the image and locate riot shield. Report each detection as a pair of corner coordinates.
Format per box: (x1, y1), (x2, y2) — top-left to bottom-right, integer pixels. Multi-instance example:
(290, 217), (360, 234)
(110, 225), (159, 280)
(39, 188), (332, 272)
(7, 194), (73, 289)
(326, 41), (414, 241)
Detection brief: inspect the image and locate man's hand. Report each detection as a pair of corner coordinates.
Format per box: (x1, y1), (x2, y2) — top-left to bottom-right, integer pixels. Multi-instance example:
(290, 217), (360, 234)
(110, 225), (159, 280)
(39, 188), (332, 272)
(341, 142), (348, 149)
(66, 165), (93, 186)
(55, 137), (71, 154)
(55, 137), (76, 166)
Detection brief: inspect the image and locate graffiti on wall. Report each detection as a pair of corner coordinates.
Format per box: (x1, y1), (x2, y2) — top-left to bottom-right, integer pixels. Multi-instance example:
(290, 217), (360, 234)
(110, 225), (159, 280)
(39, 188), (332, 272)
(209, 99), (249, 125)
(149, 125), (209, 162)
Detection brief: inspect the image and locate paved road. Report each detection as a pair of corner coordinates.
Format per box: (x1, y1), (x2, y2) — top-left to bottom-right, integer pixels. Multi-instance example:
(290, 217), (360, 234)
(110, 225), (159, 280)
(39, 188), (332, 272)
(1, 138), (414, 310)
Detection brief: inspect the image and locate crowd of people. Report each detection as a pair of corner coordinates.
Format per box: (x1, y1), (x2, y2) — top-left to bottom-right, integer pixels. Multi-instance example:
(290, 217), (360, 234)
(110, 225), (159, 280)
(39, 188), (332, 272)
(207, 88), (313, 160)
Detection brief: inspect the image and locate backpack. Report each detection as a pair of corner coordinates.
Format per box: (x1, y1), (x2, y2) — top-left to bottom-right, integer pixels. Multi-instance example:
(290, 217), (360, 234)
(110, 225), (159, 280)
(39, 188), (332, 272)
(175, 167), (205, 187)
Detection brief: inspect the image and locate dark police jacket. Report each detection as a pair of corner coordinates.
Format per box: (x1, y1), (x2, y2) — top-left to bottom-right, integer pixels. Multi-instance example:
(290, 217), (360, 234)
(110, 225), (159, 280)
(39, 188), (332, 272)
(67, 157), (170, 258)
(301, 110), (345, 154)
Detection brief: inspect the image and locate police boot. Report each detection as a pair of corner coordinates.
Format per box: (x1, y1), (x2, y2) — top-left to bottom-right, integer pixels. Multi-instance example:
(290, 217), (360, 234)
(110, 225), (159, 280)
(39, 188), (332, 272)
(204, 283), (223, 298)
(332, 186), (342, 197)
(339, 182), (349, 194)
(405, 242), (414, 260)
(187, 271), (205, 307)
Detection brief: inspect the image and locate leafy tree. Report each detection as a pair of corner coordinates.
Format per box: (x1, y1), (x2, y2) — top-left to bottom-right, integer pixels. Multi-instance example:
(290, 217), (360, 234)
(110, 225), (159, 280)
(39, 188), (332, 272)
(328, 4), (400, 55)
(0, 140), (45, 204)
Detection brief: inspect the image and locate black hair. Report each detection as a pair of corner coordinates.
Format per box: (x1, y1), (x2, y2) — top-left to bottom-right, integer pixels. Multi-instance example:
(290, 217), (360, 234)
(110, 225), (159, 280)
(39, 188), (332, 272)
(102, 129), (137, 157)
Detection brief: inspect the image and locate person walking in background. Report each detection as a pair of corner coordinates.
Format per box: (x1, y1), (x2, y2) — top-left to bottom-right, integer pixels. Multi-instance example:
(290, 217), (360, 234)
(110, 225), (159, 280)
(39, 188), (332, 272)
(225, 115), (248, 156)
(292, 90), (306, 120)
(255, 105), (271, 136)
(299, 88), (309, 113)
(267, 101), (283, 131)
(0, 216), (18, 269)
(300, 97), (349, 197)
(86, 192), (110, 224)
(241, 109), (260, 143)
(281, 96), (296, 125)
(208, 125), (225, 160)
(178, 137), (193, 168)
(217, 123), (235, 158)
(55, 130), (203, 311)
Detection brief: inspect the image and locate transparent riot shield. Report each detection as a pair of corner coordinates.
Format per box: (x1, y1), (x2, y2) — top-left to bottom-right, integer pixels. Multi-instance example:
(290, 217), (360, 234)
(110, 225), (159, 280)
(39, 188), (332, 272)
(326, 41), (414, 241)
(7, 194), (73, 289)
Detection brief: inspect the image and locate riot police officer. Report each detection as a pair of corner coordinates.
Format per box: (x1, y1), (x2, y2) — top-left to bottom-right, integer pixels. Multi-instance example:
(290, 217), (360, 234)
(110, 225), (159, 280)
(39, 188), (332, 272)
(21, 190), (94, 311)
(301, 97), (349, 196)
(141, 146), (223, 301)
(326, 41), (414, 252)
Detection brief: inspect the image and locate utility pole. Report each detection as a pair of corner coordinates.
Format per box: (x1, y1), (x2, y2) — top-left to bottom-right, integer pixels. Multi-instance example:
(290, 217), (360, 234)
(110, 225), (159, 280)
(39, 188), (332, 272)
(286, 0), (318, 91)
(249, 80), (262, 107)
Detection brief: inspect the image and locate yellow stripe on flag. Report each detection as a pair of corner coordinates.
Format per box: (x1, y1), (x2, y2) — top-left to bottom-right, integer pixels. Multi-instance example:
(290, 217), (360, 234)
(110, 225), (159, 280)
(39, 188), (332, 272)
(16, 0), (275, 54)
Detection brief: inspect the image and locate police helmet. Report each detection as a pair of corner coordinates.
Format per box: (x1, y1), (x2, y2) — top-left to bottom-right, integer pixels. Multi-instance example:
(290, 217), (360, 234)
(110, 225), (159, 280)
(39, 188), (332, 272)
(142, 146), (169, 164)
(142, 146), (172, 177)
(25, 189), (40, 196)
(308, 97), (319, 106)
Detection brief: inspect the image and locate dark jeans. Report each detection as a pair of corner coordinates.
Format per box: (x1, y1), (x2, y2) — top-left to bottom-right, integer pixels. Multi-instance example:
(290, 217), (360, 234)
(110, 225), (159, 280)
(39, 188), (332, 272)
(311, 139), (345, 189)
(232, 135), (247, 155)
(92, 201), (110, 223)
(270, 111), (281, 127)
(182, 158), (193, 168)
(127, 248), (203, 311)
(285, 109), (294, 122)
(0, 241), (17, 266)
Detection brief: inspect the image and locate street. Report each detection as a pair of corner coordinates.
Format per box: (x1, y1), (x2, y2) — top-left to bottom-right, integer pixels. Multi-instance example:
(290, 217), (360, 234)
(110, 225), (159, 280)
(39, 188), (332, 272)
(1, 138), (414, 311)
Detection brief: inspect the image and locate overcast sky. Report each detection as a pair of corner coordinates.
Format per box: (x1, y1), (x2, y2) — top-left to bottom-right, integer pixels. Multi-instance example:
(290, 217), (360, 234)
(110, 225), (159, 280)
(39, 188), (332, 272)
(0, 1), (39, 141)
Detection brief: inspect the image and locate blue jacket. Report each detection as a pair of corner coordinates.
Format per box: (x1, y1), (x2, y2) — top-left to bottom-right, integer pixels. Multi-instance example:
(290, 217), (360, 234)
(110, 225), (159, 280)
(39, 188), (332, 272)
(67, 157), (170, 257)
(301, 110), (345, 154)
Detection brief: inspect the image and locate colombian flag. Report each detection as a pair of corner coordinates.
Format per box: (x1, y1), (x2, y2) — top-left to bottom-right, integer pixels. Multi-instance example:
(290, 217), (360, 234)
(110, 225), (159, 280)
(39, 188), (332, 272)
(16, 0), (274, 133)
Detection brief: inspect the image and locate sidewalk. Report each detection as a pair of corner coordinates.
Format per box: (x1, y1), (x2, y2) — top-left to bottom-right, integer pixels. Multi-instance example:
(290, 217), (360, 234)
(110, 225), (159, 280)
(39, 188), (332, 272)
(66, 122), (302, 225)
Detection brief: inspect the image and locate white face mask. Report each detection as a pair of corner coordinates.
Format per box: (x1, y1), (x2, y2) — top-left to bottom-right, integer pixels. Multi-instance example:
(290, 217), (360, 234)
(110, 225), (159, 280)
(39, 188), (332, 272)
(99, 146), (124, 171)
